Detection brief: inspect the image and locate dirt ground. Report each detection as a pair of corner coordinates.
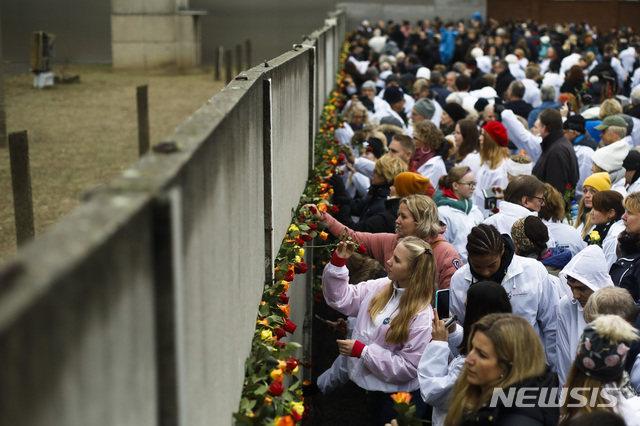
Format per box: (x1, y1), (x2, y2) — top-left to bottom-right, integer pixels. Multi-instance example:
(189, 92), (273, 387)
(0, 63), (225, 259)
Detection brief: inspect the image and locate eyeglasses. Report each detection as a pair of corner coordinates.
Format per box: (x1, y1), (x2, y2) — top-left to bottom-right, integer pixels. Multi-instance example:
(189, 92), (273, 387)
(531, 195), (545, 203)
(457, 181), (477, 188)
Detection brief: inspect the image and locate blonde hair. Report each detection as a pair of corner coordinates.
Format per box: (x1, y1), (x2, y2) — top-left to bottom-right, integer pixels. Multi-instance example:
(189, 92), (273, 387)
(575, 196), (593, 239)
(599, 99), (623, 120)
(374, 155), (408, 184)
(583, 287), (639, 323)
(367, 237), (436, 344)
(345, 101), (370, 123)
(400, 194), (442, 240)
(480, 129), (510, 169)
(413, 121), (445, 150)
(624, 191), (640, 216)
(445, 314), (547, 426)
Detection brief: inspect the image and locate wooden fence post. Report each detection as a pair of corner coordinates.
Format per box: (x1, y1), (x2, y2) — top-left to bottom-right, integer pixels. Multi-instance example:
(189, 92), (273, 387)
(235, 44), (242, 74)
(225, 50), (232, 84)
(8, 131), (35, 246)
(137, 85), (150, 157)
(245, 39), (251, 69)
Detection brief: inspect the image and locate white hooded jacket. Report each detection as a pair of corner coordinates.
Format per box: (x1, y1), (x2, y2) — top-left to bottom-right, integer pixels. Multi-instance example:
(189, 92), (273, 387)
(450, 255), (559, 370)
(556, 245), (614, 385)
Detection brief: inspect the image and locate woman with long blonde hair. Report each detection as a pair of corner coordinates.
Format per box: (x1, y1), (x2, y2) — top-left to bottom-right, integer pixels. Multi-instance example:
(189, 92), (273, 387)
(323, 236), (436, 425)
(472, 121), (511, 217)
(444, 313), (558, 426)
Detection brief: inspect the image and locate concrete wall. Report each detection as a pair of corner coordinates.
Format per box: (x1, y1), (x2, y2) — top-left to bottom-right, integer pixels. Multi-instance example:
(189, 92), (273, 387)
(1, 0), (486, 66)
(0, 9), (345, 426)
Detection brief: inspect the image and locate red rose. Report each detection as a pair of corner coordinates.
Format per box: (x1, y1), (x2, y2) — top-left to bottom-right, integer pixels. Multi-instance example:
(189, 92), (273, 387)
(357, 244), (367, 254)
(309, 206), (317, 215)
(314, 291), (323, 303)
(331, 205), (339, 214)
(284, 270), (295, 281)
(283, 318), (297, 334)
(274, 341), (286, 348)
(292, 409), (302, 422)
(492, 207), (500, 214)
(273, 327), (286, 340)
(309, 223), (318, 231)
(268, 381), (285, 397)
(337, 153), (345, 164)
(566, 183), (572, 189)
(297, 237), (305, 246)
(301, 234), (312, 242)
(279, 293), (290, 304)
(294, 261), (308, 274)
(286, 357), (299, 370)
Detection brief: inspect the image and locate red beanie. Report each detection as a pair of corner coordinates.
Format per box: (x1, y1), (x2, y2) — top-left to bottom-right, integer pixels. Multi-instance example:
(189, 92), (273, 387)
(483, 121), (509, 147)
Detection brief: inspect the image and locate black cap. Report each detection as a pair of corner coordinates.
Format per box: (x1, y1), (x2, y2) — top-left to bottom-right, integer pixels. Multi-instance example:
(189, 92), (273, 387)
(623, 150), (640, 171)
(383, 86), (404, 104)
(364, 137), (385, 159)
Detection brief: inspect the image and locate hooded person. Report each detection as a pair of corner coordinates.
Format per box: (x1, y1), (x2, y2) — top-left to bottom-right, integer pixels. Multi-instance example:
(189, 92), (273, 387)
(592, 140), (631, 196)
(564, 114), (597, 200)
(624, 150), (640, 194)
(556, 245), (614, 386)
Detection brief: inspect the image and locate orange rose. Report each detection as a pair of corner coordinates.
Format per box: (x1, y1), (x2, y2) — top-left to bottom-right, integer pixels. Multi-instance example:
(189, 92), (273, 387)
(390, 392), (412, 404)
(278, 304), (290, 317)
(274, 415), (294, 426)
(281, 280), (291, 292)
(317, 203), (328, 212)
(320, 231), (329, 241)
(270, 368), (284, 383)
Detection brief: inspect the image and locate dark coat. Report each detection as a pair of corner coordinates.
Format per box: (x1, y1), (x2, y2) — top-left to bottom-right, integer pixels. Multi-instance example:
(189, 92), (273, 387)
(504, 99), (534, 120)
(610, 231), (640, 302)
(460, 368), (559, 426)
(532, 130), (579, 195)
(495, 70), (515, 98)
(628, 104), (640, 120)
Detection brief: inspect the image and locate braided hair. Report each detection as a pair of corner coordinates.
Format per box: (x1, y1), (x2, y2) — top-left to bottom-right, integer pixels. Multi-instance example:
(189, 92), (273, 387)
(466, 224), (504, 257)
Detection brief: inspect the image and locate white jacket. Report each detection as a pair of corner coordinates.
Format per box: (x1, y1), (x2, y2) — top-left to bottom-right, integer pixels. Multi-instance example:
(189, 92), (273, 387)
(574, 144), (595, 200)
(627, 179), (640, 194)
(455, 151), (482, 177)
(602, 220), (626, 269)
(438, 204), (484, 263)
(555, 245), (614, 385)
(501, 109), (542, 163)
(450, 255), (559, 370)
(472, 160), (509, 218)
(417, 156), (447, 187)
(417, 340), (466, 426)
(483, 201), (537, 236)
(522, 78), (542, 108)
(543, 219), (587, 256)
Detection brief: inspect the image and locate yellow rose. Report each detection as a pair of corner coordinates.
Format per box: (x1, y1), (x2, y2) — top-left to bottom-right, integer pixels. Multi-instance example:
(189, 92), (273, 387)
(298, 248), (305, 257)
(288, 224), (299, 232)
(295, 256), (302, 263)
(291, 402), (305, 417)
(261, 330), (273, 340)
(590, 230), (601, 242)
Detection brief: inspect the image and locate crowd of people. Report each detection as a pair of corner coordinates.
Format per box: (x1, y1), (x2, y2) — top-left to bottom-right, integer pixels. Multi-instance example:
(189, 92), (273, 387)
(307, 14), (640, 426)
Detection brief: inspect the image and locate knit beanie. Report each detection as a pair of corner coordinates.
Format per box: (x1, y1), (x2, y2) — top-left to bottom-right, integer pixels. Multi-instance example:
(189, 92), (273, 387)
(483, 121), (509, 147)
(582, 172), (611, 192)
(563, 114), (586, 134)
(442, 102), (468, 122)
(623, 150), (640, 172)
(394, 172), (430, 197)
(416, 67), (431, 81)
(413, 98), (436, 120)
(592, 140), (630, 172)
(361, 80), (377, 90)
(383, 86), (404, 104)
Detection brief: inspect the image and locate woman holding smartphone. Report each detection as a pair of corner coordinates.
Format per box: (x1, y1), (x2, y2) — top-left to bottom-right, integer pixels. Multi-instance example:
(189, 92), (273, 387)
(323, 236), (437, 425)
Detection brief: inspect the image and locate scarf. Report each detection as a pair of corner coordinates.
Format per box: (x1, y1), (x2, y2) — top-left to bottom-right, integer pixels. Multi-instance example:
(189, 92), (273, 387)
(433, 189), (474, 214)
(412, 146), (436, 171)
(470, 235), (515, 285)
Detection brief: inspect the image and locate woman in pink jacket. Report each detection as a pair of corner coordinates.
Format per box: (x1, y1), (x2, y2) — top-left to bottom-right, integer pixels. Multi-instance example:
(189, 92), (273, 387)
(323, 236), (435, 425)
(308, 193), (461, 289)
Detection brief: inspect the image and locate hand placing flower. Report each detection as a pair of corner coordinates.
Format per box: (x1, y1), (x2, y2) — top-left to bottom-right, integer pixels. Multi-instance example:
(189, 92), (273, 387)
(335, 241), (355, 259)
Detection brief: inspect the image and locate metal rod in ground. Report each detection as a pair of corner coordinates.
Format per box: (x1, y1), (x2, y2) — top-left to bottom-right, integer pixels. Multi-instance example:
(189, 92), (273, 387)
(225, 49), (232, 84)
(215, 46), (223, 81)
(137, 84), (150, 157)
(8, 131), (35, 246)
(245, 39), (251, 69)
(236, 44), (242, 74)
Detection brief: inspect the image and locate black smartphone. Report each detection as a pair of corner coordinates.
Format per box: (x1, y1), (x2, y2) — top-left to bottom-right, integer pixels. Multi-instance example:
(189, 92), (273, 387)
(435, 289), (450, 319)
(482, 188), (497, 210)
